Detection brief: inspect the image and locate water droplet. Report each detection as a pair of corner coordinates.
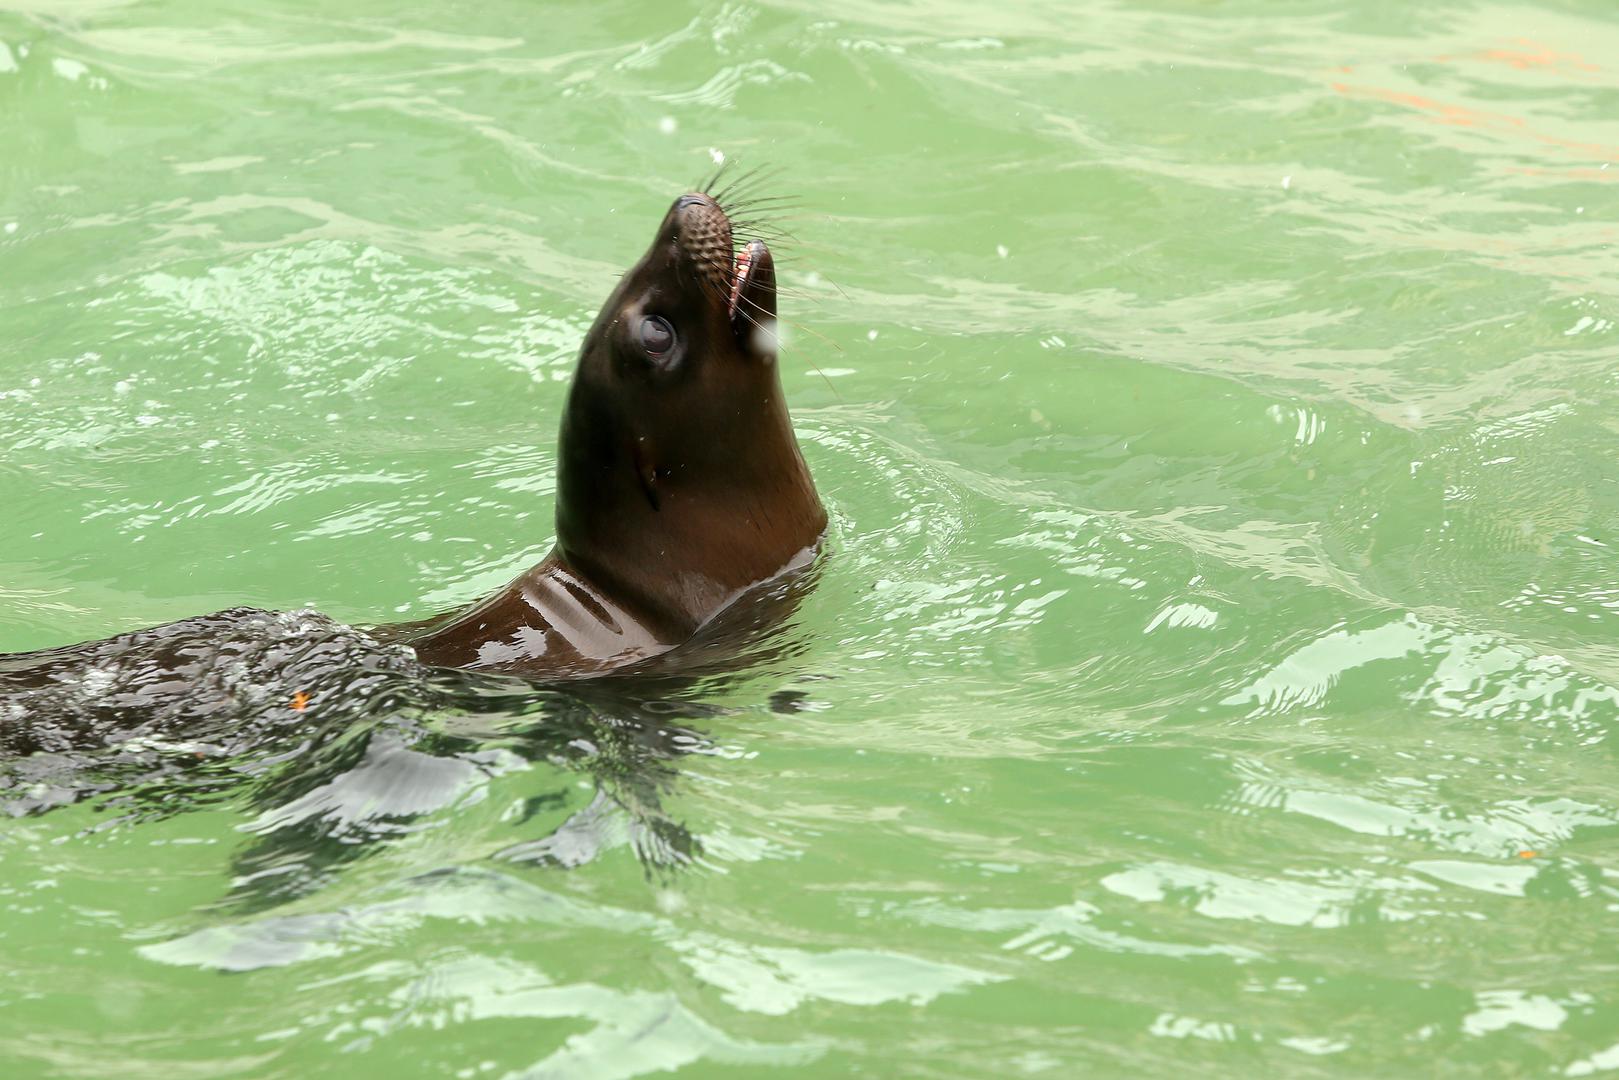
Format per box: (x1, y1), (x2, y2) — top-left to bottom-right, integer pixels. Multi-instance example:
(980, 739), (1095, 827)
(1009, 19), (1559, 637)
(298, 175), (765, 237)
(750, 318), (782, 353)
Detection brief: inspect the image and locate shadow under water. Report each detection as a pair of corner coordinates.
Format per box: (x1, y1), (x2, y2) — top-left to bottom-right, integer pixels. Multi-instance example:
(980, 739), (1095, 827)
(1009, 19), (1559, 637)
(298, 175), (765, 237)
(217, 672), (723, 914)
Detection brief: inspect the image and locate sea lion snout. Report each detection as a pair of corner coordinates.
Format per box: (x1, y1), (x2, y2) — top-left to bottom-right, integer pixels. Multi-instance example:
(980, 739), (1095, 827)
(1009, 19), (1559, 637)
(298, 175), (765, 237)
(669, 193), (735, 301)
(645, 192), (775, 358)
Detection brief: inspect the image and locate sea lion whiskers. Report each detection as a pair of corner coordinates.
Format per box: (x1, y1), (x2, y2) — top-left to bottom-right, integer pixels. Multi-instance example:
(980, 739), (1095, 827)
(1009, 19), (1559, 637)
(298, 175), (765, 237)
(709, 163), (787, 206)
(696, 156), (734, 197)
(704, 192), (843, 368)
(724, 278), (843, 399)
(720, 194), (804, 215)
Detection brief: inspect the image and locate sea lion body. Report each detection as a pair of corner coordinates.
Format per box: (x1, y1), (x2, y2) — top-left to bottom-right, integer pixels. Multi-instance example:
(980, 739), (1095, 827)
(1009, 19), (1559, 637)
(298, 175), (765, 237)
(1, 188), (824, 745)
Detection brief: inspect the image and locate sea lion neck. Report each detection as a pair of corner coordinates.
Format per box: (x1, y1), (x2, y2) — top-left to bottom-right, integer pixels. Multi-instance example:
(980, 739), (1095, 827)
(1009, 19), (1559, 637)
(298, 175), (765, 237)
(551, 379), (823, 635)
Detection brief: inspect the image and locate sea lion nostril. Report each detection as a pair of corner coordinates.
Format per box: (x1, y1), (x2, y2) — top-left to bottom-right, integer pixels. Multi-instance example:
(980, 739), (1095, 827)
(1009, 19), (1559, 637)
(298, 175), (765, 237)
(675, 193), (710, 211)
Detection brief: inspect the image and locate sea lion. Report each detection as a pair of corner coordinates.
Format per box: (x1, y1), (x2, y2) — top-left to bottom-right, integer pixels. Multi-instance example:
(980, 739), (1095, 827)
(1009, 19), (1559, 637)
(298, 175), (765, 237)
(390, 189), (826, 674)
(0, 187), (825, 722)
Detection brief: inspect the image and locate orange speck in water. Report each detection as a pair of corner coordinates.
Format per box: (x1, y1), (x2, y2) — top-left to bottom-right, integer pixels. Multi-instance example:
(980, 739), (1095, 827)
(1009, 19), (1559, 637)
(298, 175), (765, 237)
(1329, 81), (1619, 159)
(291, 691), (310, 711)
(1518, 850), (1538, 859)
(1506, 166), (1619, 182)
(1432, 39), (1598, 73)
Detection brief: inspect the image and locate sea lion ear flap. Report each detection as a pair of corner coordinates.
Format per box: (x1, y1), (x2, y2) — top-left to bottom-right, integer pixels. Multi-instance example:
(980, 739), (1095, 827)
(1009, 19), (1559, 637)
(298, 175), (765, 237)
(631, 438), (661, 511)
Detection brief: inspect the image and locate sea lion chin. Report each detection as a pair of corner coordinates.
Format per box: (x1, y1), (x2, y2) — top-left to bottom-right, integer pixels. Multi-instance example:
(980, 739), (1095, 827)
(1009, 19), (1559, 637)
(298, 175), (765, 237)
(393, 191), (827, 676)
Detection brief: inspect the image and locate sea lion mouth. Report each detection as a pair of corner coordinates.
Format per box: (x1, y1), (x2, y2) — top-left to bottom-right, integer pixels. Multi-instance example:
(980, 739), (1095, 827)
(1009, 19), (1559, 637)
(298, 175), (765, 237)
(674, 192), (776, 355)
(727, 237), (775, 349)
(728, 241), (753, 318)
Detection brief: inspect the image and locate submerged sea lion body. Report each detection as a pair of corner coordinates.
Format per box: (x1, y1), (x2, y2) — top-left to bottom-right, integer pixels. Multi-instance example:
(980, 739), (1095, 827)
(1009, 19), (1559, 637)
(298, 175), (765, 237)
(1, 189), (825, 746)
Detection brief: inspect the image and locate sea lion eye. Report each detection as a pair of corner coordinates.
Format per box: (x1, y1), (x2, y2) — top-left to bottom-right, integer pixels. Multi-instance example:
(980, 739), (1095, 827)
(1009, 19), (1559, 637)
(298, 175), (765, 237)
(639, 315), (675, 359)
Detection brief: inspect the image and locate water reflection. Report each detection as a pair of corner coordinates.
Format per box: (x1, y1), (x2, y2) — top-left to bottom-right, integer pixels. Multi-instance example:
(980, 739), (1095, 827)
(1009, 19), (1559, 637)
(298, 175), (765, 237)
(221, 674), (718, 913)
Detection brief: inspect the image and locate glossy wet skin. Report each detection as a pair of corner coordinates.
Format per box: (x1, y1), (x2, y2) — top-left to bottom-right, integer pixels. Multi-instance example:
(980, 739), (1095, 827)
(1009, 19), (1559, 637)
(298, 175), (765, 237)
(403, 192), (826, 674)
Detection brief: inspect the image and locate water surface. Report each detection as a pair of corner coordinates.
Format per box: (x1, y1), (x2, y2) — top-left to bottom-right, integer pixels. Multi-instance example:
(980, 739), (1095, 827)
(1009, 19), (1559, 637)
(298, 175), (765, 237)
(3, 1), (1619, 1076)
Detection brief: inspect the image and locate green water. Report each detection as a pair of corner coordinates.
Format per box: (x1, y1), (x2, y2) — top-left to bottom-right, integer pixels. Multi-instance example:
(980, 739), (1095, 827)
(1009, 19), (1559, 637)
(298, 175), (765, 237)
(4, 0), (1619, 1075)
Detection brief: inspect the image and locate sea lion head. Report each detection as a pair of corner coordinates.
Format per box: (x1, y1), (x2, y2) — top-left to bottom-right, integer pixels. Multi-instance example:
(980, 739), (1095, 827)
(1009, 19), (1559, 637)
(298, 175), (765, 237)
(553, 191), (826, 636)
